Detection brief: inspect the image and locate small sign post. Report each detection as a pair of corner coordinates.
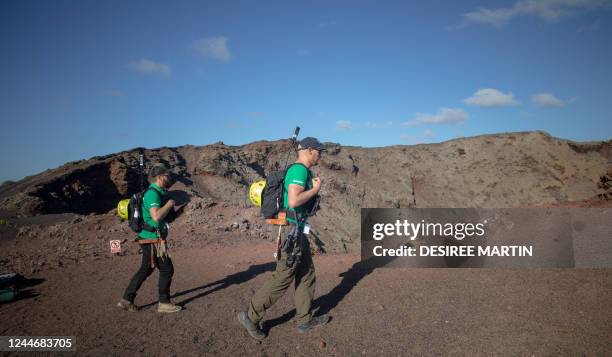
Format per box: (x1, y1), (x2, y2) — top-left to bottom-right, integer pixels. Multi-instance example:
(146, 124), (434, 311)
(110, 240), (121, 254)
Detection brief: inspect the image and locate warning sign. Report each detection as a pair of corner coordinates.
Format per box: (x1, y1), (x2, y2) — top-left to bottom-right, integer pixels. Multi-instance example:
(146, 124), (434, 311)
(110, 240), (121, 254)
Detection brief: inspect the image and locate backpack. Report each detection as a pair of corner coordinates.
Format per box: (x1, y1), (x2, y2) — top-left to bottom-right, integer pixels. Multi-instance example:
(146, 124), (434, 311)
(127, 187), (159, 233)
(261, 163), (313, 219)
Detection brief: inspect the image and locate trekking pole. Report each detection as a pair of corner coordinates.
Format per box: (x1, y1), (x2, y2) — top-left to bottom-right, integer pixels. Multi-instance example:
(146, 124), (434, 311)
(274, 225), (282, 260)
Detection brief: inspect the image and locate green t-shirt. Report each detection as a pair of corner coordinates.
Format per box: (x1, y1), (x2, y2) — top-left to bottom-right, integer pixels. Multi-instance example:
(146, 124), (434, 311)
(283, 163), (314, 226)
(139, 183), (169, 239)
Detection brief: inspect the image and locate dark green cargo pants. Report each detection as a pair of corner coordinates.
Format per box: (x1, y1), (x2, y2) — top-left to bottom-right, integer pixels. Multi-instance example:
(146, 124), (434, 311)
(247, 231), (316, 325)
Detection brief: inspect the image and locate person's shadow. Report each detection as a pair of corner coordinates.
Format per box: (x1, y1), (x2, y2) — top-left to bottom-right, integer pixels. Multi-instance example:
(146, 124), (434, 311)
(262, 256), (387, 333)
(0, 275), (45, 304)
(139, 262), (275, 309)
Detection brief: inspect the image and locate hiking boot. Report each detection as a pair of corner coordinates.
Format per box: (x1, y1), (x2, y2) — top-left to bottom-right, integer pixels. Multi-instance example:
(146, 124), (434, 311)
(117, 299), (138, 312)
(297, 314), (330, 333)
(157, 302), (182, 313)
(238, 311), (266, 341)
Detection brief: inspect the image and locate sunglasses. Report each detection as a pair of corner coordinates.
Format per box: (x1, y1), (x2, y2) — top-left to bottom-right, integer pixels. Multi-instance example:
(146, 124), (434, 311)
(308, 148), (324, 154)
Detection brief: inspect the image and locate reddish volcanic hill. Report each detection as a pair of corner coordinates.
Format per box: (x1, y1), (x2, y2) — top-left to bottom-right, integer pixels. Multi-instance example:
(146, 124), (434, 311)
(1, 131), (610, 255)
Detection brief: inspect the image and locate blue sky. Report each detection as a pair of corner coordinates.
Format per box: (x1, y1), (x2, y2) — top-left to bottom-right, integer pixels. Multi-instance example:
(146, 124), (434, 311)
(1, 0), (611, 182)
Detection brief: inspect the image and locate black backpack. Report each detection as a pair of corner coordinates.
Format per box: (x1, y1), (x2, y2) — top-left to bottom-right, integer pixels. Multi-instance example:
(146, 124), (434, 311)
(127, 188), (159, 233)
(261, 163), (319, 219)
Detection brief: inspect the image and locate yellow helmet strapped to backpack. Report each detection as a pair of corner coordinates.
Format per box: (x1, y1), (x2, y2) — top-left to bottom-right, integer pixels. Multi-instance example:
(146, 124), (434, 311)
(117, 199), (130, 220)
(249, 180), (266, 207)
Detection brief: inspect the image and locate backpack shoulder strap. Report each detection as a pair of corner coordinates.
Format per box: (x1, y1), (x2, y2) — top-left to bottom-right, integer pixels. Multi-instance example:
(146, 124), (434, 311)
(146, 186), (162, 196)
(284, 162), (307, 174)
(290, 162), (307, 169)
(140, 187), (161, 233)
(143, 186), (164, 202)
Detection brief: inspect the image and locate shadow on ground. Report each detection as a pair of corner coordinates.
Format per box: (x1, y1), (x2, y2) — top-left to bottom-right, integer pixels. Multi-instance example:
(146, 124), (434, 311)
(139, 262), (276, 309)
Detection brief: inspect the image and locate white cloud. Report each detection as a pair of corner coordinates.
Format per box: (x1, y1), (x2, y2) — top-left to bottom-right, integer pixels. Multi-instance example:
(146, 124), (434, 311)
(532, 92), (565, 107)
(462, 0), (611, 27)
(336, 120), (352, 131)
(127, 59), (171, 77)
(464, 88), (519, 107)
(193, 36), (231, 62)
(463, 8), (516, 27)
(403, 108), (469, 126)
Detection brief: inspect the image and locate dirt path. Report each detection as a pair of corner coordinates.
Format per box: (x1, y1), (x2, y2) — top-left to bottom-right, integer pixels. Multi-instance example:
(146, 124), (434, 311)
(2, 241), (611, 356)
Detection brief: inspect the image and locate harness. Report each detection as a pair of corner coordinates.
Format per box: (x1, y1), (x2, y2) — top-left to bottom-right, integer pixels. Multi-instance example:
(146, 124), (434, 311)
(280, 210), (307, 268)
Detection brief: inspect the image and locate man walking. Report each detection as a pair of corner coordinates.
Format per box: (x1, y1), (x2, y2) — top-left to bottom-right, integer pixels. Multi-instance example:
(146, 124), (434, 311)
(117, 163), (182, 313)
(239, 137), (330, 340)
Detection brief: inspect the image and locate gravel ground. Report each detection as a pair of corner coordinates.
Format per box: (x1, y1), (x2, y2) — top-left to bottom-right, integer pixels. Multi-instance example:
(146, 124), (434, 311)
(1, 240), (610, 356)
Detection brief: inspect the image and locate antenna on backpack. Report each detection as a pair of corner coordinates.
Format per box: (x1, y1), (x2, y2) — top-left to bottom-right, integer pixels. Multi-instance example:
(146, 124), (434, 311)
(139, 152), (144, 192)
(282, 126), (300, 170)
(291, 126), (300, 142)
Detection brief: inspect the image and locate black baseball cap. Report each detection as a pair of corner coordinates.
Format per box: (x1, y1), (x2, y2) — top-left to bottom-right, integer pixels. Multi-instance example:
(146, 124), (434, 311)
(149, 163), (171, 177)
(298, 137), (326, 151)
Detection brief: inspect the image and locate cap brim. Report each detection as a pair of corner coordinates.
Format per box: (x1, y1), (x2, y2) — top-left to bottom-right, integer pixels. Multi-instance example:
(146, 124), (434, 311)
(151, 169), (171, 177)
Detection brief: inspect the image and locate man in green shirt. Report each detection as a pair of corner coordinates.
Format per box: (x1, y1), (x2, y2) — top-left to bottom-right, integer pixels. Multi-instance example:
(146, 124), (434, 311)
(239, 137), (329, 340)
(118, 163), (182, 313)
